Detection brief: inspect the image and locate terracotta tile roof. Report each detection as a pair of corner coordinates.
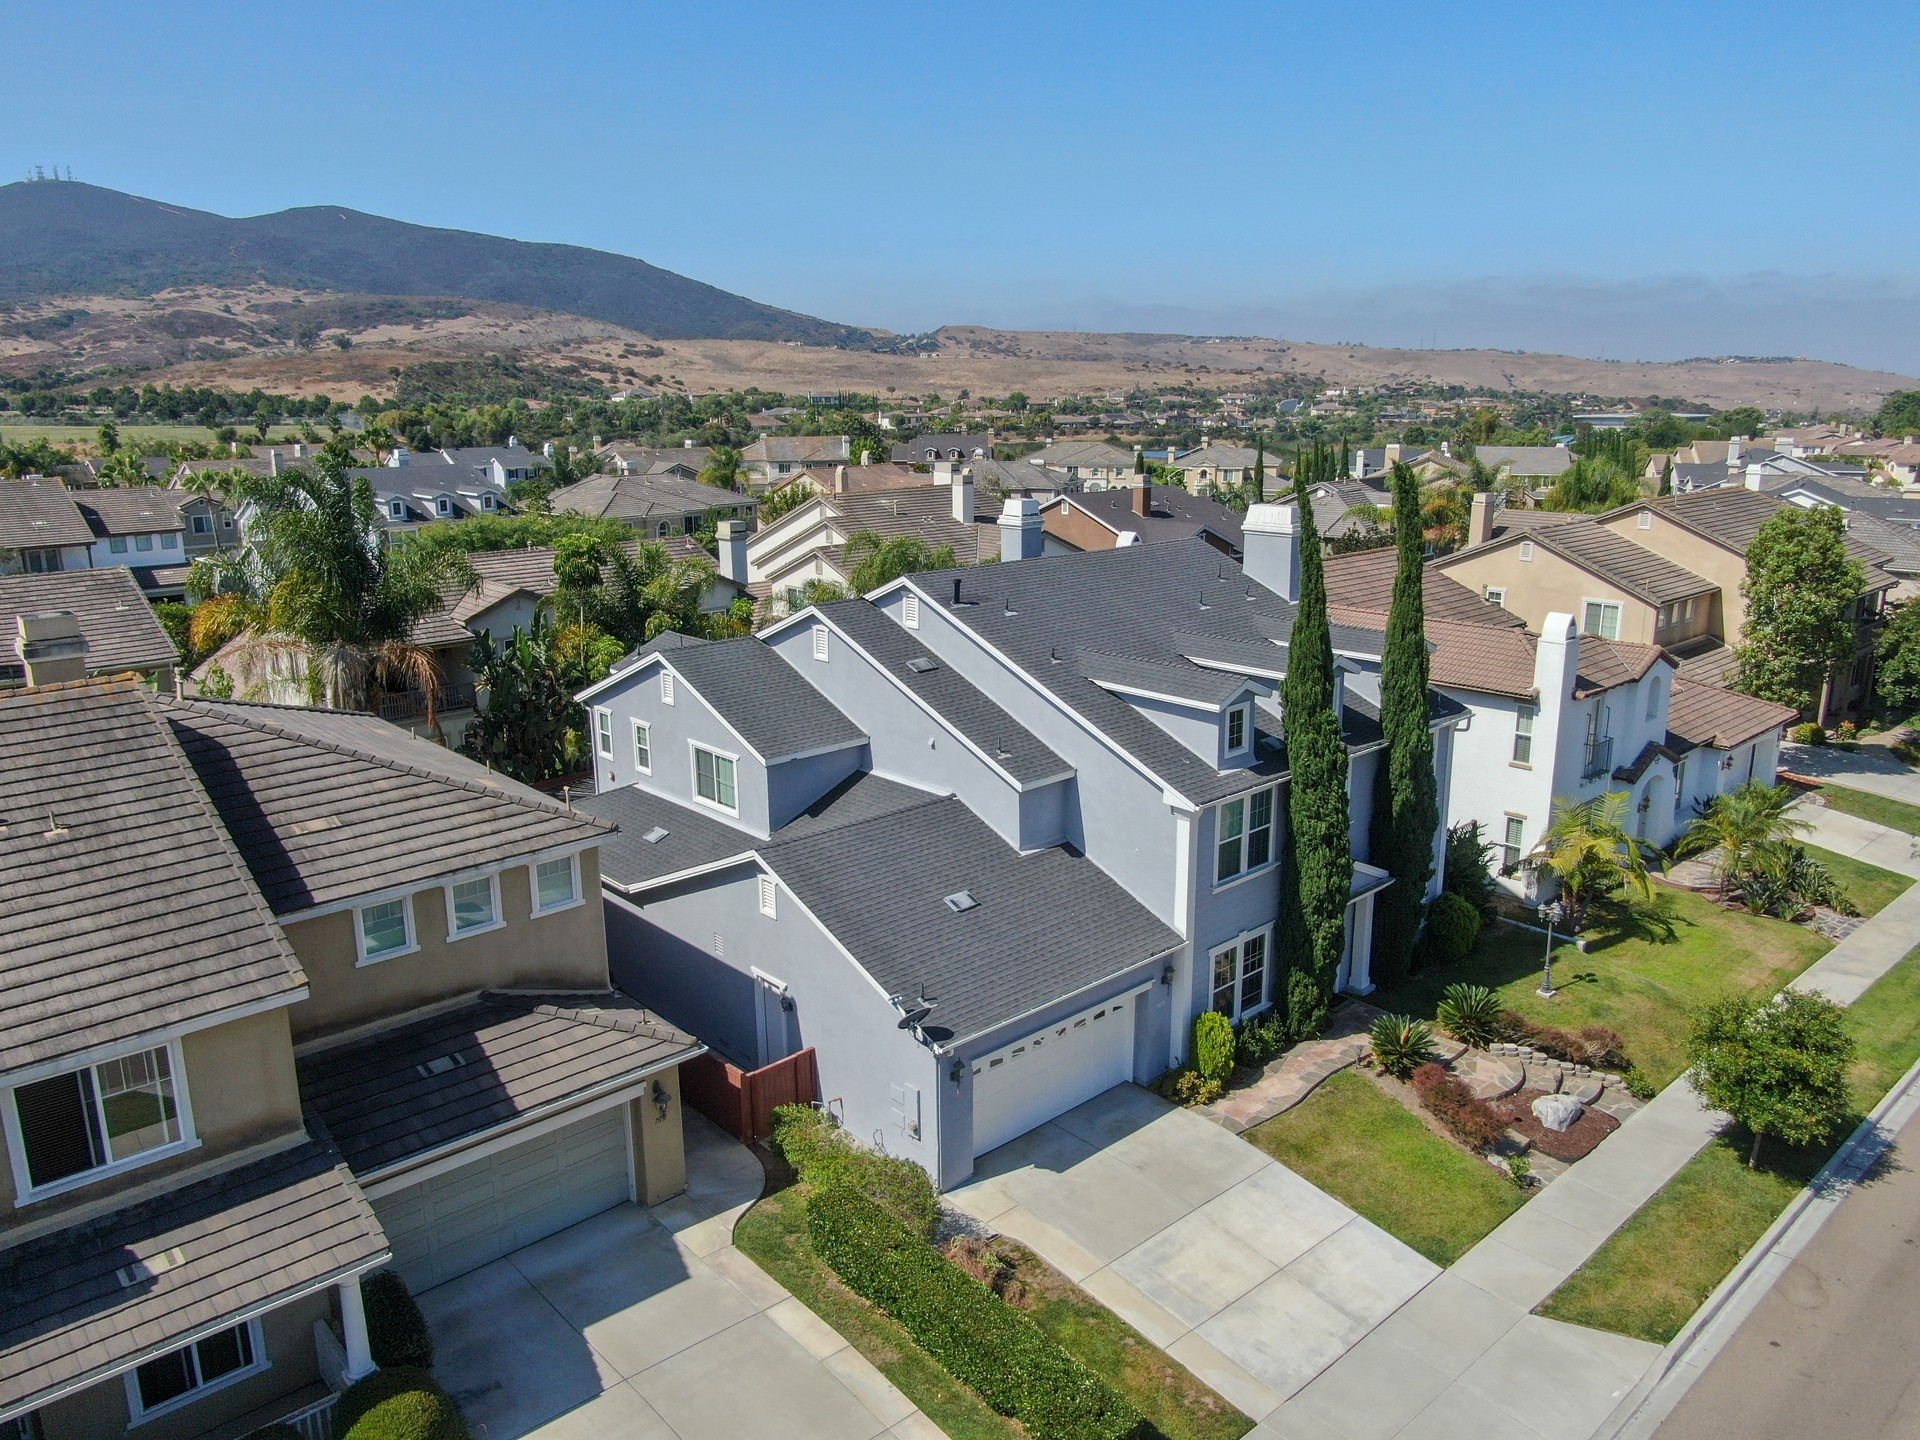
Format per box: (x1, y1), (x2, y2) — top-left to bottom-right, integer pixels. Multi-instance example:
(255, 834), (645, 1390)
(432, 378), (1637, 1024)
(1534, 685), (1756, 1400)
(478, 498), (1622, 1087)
(1323, 548), (1525, 629)
(1572, 638), (1668, 698)
(1666, 678), (1797, 750)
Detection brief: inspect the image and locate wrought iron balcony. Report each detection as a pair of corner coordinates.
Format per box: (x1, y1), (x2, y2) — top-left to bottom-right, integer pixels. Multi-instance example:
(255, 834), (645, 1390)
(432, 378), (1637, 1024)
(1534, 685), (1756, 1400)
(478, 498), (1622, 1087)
(1581, 735), (1614, 781)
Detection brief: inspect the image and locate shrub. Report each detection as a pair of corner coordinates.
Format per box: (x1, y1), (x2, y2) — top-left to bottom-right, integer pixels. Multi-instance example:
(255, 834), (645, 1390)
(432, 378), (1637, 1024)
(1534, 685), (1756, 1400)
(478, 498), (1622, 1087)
(1284, 969), (1329, 1042)
(362, 1271), (433, 1370)
(771, 1104), (938, 1237)
(1423, 892), (1483, 967)
(1836, 720), (1859, 743)
(1496, 1012), (1628, 1071)
(1369, 1014), (1438, 1080)
(1163, 1069), (1223, 1106)
(809, 1189), (1149, 1440)
(1235, 1009), (1291, 1069)
(1435, 983), (1502, 1048)
(1789, 722), (1828, 745)
(1192, 1011), (1236, 1084)
(1444, 820), (1500, 916)
(1574, 1026), (1630, 1070)
(1410, 1065), (1507, 1149)
(335, 1370), (469, 1440)
(1623, 1067), (1659, 1100)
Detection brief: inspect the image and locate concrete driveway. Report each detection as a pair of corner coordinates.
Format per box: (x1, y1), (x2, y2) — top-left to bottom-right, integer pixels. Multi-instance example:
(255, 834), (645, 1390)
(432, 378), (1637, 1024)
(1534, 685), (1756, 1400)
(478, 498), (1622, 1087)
(421, 1113), (935, 1440)
(948, 1084), (1439, 1423)
(1783, 742), (1920, 806)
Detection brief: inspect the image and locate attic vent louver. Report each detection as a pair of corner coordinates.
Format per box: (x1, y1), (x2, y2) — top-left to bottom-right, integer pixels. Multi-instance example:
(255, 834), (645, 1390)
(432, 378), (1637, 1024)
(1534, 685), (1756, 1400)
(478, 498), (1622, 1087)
(642, 826), (670, 844)
(943, 890), (978, 914)
(905, 656), (937, 674)
(416, 1052), (467, 1079)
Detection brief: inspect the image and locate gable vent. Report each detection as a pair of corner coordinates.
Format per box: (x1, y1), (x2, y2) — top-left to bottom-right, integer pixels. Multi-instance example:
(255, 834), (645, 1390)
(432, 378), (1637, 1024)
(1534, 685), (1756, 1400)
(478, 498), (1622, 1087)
(943, 890), (978, 914)
(415, 1052), (467, 1079)
(642, 826), (670, 844)
(905, 656), (937, 674)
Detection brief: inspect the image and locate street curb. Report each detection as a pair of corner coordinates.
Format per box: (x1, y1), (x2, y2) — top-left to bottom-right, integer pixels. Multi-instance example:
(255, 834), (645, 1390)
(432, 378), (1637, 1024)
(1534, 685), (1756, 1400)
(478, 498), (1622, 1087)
(1591, 1048), (1920, 1440)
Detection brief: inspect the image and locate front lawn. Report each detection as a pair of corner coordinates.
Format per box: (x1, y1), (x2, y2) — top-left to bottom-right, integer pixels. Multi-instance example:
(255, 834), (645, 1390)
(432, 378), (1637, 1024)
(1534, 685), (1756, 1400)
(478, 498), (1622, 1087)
(1243, 1070), (1524, 1265)
(1803, 844), (1911, 919)
(1814, 784), (1920, 838)
(1373, 888), (1831, 1087)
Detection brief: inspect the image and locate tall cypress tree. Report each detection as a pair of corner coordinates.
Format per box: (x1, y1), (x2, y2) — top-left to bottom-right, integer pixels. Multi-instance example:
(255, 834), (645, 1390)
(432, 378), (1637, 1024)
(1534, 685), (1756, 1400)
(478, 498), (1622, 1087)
(1253, 434), (1266, 502)
(1369, 461), (1439, 983)
(1278, 449), (1354, 1027)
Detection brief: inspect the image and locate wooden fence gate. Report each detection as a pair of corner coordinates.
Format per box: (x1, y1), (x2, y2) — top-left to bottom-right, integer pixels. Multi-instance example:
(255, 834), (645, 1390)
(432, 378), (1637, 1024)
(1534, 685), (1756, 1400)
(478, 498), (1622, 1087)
(681, 1047), (820, 1143)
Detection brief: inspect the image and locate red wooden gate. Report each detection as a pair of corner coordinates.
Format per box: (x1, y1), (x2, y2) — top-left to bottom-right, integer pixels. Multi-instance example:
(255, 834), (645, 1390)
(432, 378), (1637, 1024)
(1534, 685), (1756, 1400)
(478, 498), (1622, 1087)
(681, 1047), (820, 1143)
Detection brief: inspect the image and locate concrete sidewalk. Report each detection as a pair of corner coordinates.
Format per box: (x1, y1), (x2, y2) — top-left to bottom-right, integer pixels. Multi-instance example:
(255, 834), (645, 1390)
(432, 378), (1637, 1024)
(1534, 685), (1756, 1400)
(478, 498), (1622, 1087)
(1792, 799), (1920, 878)
(1782, 742), (1920, 806)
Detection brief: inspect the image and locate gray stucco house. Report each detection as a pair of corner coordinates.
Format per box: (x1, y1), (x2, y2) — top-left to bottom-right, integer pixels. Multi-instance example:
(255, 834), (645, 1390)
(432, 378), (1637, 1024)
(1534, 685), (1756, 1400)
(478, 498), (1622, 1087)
(575, 502), (1462, 1189)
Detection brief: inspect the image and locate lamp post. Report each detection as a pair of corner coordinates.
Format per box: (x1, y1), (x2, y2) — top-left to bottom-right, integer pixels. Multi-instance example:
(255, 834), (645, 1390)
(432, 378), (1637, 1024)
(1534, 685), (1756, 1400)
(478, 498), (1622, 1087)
(1537, 899), (1567, 998)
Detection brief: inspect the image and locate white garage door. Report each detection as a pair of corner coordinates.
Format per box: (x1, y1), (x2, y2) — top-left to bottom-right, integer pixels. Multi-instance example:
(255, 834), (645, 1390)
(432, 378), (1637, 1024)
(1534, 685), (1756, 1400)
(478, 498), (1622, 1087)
(972, 992), (1137, 1156)
(373, 1106), (630, 1292)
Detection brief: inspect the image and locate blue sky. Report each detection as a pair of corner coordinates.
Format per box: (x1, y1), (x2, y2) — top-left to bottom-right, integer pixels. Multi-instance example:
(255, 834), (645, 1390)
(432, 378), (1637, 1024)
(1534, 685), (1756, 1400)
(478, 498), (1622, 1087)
(9, 0), (1919, 373)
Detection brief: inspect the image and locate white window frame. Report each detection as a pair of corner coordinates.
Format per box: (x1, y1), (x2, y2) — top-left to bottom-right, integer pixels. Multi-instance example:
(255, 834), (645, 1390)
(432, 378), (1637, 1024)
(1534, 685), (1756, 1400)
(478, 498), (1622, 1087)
(1213, 784), (1277, 886)
(124, 1319), (268, 1423)
(1484, 586), (1506, 607)
(135, 534), (155, 552)
(1581, 599), (1622, 641)
(1208, 925), (1274, 1023)
(161, 533), (178, 550)
(1511, 702), (1536, 765)
(594, 707), (614, 760)
(3, 1039), (198, 1205)
(632, 719), (652, 774)
(690, 742), (741, 817)
(530, 853), (583, 917)
(1501, 815), (1525, 874)
(354, 895), (417, 966)
(903, 592), (920, 628)
(444, 871), (503, 941)
(434, 496), (454, 517)
(387, 499), (406, 521)
(1225, 702), (1251, 757)
(758, 873), (778, 918)
(812, 625), (830, 662)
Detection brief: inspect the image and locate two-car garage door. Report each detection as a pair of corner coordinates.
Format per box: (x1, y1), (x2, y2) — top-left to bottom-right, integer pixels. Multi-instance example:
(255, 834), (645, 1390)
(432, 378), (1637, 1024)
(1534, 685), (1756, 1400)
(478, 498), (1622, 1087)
(372, 1107), (631, 1293)
(971, 992), (1138, 1156)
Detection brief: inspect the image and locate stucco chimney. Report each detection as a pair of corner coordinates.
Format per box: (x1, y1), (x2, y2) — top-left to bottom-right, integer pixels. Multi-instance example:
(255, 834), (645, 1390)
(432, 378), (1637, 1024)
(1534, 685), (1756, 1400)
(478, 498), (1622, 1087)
(715, 519), (748, 583)
(1744, 464), (1764, 491)
(952, 467), (974, 523)
(1535, 611), (1579, 707)
(1132, 484), (1151, 518)
(998, 497), (1043, 563)
(17, 611), (88, 687)
(1728, 436), (1745, 467)
(834, 465), (849, 494)
(1385, 442), (1402, 466)
(1468, 491), (1494, 549)
(268, 448), (281, 476)
(1242, 503), (1302, 602)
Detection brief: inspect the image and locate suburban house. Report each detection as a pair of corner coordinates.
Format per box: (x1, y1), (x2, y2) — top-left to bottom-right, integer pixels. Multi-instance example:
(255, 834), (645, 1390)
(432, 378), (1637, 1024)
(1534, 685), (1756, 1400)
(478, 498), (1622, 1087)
(548, 473), (757, 539)
(1304, 479), (1393, 547)
(1022, 439), (1136, 490)
(1168, 440), (1265, 496)
(1473, 445), (1577, 484)
(0, 666), (699, 1440)
(343, 453), (512, 533)
(889, 434), (993, 464)
(1, 570), (180, 689)
(572, 512), (1463, 1190)
(1038, 485), (1245, 558)
(0, 478), (96, 575)
(744, 470), (993, 615)
(594, 442), (712, 478)
(72, 488), (192, 598)
(739, 435), (852, 490)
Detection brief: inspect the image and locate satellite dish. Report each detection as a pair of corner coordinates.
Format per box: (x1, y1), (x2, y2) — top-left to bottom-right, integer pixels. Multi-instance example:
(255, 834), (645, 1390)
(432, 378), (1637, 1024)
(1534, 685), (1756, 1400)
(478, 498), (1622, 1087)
(898, 1005), (933, 1029)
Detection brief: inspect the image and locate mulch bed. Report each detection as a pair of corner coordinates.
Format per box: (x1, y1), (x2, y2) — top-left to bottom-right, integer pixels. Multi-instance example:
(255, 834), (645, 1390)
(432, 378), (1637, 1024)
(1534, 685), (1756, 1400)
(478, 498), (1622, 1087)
(1489, 1088), (1620, 1162)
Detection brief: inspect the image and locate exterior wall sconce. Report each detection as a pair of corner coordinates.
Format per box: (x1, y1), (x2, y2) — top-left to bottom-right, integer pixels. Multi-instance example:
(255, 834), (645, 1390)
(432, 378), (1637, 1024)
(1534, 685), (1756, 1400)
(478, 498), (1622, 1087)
(949, 1058), (966, 1084)
(1161, 963), (1176, 987)
(651, 1078), (672, 1121)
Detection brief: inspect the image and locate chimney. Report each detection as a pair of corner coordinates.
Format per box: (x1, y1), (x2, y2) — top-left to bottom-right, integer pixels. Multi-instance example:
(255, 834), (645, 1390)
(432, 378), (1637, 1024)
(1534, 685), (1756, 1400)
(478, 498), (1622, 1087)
(268, 448), (281, 476)
(1535, 611), (1579, 715)
(683, 438), (694, 448)
(292, 442), (307, 459)
(1744, 464), (1764, 491)
(1132, 483), (1151, 517)
(392, 448), (410, 468)
(1468, 491), (1494, 548)
(834, 464), (849, 494)
(932, 460), (955, 488)
(1241, 503), (1302, 602)
(17, 611), (88, 687)
(952, 467), (975, 523)
(998, 497), (1043, 563)
(542, 441), (555, 459)
(1200, 433), (1210, 449)
(1728, 436), (1745, 467)
(715, 519), (748, 584)
(507, 435), (519, 449)
(1385, 442), (1402, 466)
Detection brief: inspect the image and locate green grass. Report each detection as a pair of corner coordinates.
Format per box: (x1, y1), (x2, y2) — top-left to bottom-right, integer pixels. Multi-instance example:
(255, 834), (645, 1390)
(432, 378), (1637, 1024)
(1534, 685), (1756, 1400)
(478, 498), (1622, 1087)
(1538, 940), (1920, 1343)
(734, 1178), (1251, 1440)
(0, 419), (315, 450)
(1803, 844), (1911, 919)
(1814, 784), (1920, 838)
(1375, 888), (1832, 1088)
(1244, 1070), (1524, 1265)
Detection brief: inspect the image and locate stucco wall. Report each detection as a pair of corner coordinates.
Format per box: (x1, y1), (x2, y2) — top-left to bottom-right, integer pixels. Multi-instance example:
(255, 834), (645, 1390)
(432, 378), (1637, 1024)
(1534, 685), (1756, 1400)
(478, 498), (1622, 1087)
(1439, 544), (1660, 643)
(283, 851), (609, 1041)
(1596, 509), (1748, 638)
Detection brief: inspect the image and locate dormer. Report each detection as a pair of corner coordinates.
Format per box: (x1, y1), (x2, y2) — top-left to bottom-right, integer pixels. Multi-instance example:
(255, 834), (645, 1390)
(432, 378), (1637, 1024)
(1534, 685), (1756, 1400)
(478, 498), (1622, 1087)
(1082, 653), (1275, 769)
(432, 493), (457, 519)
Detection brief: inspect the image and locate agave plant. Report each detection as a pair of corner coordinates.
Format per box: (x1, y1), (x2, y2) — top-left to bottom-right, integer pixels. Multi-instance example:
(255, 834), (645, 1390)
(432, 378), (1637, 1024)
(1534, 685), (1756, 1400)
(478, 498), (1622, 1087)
(1435, 983), (1503, 1048)
(1369, 1014), (1438, 1080)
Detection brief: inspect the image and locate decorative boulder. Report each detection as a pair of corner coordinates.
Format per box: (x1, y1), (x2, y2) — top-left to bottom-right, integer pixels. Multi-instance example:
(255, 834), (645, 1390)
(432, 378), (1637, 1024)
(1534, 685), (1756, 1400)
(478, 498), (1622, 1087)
(1532, 1093), (1585, 1132)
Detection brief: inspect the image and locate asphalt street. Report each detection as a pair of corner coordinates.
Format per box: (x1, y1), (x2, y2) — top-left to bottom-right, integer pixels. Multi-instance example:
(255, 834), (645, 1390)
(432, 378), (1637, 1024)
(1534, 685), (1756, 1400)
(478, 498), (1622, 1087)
(1656, 1103), (1920, 1439)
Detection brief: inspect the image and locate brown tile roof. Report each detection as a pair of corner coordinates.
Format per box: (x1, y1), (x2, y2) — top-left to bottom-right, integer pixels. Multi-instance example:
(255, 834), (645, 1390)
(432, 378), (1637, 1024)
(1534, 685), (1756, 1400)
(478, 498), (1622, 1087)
(0, 478), (93, 550)
(1525, 524), (1717, 606)
(1666, 678), (1797, 750)
(549, 473), (752, 522)
(72, 486), (185, 538)
(1323, 548), (1526, 629)
(1488, 507), (1583, 541)
(1629, 488), (1898, 587)
(0, 567), (180, 676)
(298, 991), (700, 1175)
(1572, 638), (1668, 698)
(826, 489), (995, 560)
(743, 435), (851, 464)
(1409, 620), (1540, 699)
(0, 1140), (387, 1412)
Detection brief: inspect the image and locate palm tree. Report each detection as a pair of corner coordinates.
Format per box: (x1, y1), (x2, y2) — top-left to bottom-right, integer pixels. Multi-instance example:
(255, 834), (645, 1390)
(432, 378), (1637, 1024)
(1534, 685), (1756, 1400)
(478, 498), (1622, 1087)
(1525, 791), (1657, 926)
(840, 532), (957, 594)
(211, 448), (476, 724)
(1674, 782), (1808, 899)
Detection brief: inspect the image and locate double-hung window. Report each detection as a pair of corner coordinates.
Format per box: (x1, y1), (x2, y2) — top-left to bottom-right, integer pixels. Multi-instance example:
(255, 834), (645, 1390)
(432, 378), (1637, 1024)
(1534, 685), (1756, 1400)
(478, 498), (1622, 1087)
(533, 855), (579, 913)
(1501, 816), (1525, 874)
(12, 1045), (186, 1194)
(128, 1321), (264, 1419)
(594, 708), (614, 760)
(357, 898), (414, 963)
(1581, 600), (1622, 641)
(1210, 931), (1270, 1021)
(1512, 703), (1536, 765)
(693, 745), (738, 814)
(447, 875), (499, 937)
(1214, 785), (1274, 883)
(1225, 703), (1250, 756)
(135, 534), (154, 553)
(632, 720), (652, 773)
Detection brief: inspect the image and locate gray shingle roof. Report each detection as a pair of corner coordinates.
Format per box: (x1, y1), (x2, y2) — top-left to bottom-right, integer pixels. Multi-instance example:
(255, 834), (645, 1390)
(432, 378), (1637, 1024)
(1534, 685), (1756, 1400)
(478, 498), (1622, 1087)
(550, 474), (753, 522)
(73, 487), (185, 538)
(0, 679), (305, 1075)
(0, 1140), (388, 1412)
(298, 991), (699, 1175)
(813, 599), (1069, 786)
(0, 478), (93, 550)
(163, 699), (609, 915)
(0, 567), (180, 677)
(1083, 651), (1257, 707)
(586, 771), (930, 891)
(605, 634), (868, 762)
(762, 794), (1184, 1044)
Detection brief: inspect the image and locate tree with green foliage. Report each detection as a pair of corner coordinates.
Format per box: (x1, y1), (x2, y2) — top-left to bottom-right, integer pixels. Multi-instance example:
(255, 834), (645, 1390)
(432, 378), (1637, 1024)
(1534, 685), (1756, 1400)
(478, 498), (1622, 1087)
(97, 449), (153, 487)
(1524, 791), (1655, 927)
(698, 444), (744, 491)
(1369, 461), (1438, 982)
(1874, 597), (1920, 714)
(1252, 433), (1266, 501)
(840, 532), (957, 594)
(1688, 990), (1855, 1168)
(1875, 390), (1920, 438)
(1543, 456), (1643, 513)
(1733, 505), (1865, 716)
(759, 477), (816, 524)
(1278, 451), (1353, 1024)
(96, 419), (120, 455)
(403, 511), (630, 558)
(547, 533), (717, 647)
(1674, 781), (1806, 899)
(460, 611), (623, 783)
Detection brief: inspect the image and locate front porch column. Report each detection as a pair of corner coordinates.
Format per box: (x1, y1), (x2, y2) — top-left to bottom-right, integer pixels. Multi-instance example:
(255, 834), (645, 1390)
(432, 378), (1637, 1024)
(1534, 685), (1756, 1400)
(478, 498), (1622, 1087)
(338, 1277), (377, 1382)
(1344, 893), (1377, 996)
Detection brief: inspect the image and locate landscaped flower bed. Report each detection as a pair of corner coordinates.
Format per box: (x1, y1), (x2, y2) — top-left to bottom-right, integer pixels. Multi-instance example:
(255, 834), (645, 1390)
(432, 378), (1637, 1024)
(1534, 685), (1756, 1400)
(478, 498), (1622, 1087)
(1488, 1090), (1621, 1162)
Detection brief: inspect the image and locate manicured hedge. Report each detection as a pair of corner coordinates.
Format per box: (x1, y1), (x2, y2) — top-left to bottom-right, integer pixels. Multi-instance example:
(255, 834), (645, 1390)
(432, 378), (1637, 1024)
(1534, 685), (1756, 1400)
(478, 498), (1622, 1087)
(336, 1368), (470, 1440)
(771, 1104), (939, 1237)
(808, 1188), (1149, 1440)
(362, 1271), (433, 1370)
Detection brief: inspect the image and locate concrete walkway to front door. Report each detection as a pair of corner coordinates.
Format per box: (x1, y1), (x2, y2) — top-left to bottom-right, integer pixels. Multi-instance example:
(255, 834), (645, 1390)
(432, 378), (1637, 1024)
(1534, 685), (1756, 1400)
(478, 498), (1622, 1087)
(421, 1113), (937, 1440)
(947, 1084), (1441, 1423)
